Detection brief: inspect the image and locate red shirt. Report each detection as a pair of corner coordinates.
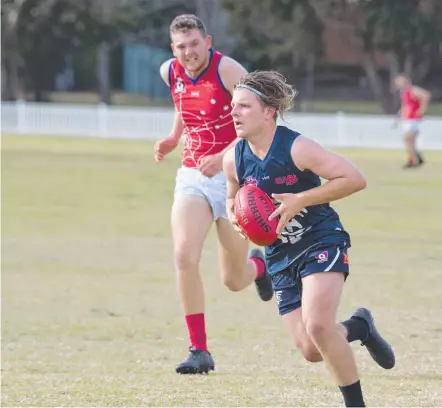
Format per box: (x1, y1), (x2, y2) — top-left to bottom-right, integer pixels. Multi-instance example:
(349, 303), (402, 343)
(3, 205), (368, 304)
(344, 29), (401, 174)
(169, 49), (236, 168)
(402, 88), (422, 119)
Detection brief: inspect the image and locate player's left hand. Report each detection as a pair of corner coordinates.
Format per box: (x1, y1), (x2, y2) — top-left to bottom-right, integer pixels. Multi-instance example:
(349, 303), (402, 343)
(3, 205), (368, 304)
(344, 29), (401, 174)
(198, 153), (223, 177)
(268, 193), (307, 234)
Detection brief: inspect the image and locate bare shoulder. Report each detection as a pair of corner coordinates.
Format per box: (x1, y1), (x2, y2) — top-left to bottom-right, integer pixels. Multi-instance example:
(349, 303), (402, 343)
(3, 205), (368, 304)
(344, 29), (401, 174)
(291, 134), (319, 154)
(159, 58), (175, 86)
(218, 56), (248, 94)
(291, 135), (332, 171)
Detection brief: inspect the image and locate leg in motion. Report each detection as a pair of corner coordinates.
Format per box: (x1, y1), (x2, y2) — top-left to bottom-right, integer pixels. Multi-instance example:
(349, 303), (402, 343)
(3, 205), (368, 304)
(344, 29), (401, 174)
(403, 130), (420, 168)
(172, 195), (215, 374)
(341, 307), (395, 369)
(302, 272), (365, 407)
(216, 217), (273, 301)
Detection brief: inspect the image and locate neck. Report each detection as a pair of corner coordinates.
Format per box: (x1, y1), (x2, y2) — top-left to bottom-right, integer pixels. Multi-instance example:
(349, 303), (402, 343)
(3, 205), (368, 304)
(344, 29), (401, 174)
(247, 124), (277, 160)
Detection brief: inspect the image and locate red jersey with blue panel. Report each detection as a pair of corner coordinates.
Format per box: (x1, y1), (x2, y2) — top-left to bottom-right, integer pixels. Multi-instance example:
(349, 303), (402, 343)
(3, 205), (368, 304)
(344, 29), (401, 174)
(168, 49), (236, 168)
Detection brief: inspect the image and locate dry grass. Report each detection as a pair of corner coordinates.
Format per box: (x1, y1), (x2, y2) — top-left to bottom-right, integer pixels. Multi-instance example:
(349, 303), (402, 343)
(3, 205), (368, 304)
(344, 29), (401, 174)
(2, 135), (442, 407)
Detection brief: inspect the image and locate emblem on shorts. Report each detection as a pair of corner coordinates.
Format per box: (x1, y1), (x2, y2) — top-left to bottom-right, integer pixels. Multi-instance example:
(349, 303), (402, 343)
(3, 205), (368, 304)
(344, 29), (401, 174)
(275, 290), (283, 305)
(175, 77), (186, 94)
(343, 253), (349, 264)
(316, 251), (329, 264)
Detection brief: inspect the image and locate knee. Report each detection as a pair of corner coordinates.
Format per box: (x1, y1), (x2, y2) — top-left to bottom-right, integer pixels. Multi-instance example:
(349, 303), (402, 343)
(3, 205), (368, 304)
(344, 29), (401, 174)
(304, 319), (334, 345)
(293, 338), (322, 363)
(222, 273), (243, 292)
(174, 247), (199, 273)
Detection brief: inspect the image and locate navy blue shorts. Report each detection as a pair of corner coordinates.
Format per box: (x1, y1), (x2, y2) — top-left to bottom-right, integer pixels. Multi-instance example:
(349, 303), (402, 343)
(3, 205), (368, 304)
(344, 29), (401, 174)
(271, 244), (350, 316)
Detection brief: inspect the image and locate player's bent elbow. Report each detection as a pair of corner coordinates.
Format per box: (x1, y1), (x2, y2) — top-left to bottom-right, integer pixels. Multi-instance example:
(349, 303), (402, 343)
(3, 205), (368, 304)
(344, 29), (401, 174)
(353, 174), (367, 192)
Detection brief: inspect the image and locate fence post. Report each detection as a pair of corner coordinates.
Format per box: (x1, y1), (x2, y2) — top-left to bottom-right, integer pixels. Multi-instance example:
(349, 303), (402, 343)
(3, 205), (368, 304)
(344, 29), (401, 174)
(16, 99), (26, 134)
(98, 102), (108, 137)
(336, 111), (345, 147)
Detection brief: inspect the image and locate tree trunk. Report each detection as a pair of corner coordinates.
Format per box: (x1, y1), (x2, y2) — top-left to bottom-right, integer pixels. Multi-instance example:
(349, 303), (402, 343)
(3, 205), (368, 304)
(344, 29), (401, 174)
(414, 51), (432, 82)
(196, 0), (216, 30)
(34, 87), (43, 102)
(305, 53), (315, 101)
(404, 53), (413, 79)
(387, 52), (400, 93)
(362, 52), (395, 113)
(96, 42), (111, 104)
(5, 51), (22, 100)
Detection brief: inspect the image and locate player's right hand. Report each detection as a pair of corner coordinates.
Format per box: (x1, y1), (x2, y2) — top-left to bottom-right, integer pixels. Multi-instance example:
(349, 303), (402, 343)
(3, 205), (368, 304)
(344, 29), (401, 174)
(154, 136), (179, 162)
(226, 198), (248, 240)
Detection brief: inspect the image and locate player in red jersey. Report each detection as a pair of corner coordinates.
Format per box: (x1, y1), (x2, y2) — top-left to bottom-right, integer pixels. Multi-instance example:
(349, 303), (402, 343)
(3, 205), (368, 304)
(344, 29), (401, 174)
(393, 74), (431, 168)
(154, 14), (273, 374)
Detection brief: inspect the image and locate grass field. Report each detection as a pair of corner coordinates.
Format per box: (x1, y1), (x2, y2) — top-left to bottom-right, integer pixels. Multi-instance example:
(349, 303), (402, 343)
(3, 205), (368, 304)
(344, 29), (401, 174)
(2, 135), (442, 407)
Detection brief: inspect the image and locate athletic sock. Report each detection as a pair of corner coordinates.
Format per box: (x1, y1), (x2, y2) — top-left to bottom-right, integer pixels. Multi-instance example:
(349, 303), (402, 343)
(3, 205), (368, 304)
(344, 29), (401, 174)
(339, 380), (365, 407)
(250, 257), (265, 279)
(185, 313), (208, 352)
(341, 317), (369, 343)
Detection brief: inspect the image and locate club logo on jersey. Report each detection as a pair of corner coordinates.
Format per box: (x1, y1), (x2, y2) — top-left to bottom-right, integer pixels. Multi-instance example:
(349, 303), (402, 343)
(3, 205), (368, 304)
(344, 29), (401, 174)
(275, 174), (298, 186)
(174, 77), (186, 94)
(244, 176), (257, 186)
(278, 209), (311, 245)
(316, 251), (329, 264)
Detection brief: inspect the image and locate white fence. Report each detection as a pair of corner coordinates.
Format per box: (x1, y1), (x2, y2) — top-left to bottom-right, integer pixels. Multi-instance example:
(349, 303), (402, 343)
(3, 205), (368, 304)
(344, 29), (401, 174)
(2, 101), (442, 149)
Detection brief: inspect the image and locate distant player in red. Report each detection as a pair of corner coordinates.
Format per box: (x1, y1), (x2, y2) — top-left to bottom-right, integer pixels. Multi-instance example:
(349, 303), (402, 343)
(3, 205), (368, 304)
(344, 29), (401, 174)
(393, 74), (431, 168)
(154, 14), (273, 374)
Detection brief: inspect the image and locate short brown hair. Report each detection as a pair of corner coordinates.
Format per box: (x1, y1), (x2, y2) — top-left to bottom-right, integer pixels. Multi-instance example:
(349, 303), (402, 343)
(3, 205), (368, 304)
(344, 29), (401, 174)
(170, 14), (207, 37)
(235, 70), (297, 120)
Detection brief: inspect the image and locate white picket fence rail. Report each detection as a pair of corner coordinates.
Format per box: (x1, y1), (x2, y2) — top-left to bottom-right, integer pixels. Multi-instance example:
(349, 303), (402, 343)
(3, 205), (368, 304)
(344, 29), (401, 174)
(2, 101), (442, 149)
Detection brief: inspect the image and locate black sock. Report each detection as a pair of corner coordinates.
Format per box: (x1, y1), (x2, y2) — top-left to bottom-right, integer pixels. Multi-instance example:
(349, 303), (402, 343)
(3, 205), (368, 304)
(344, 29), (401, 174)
(341, 317), (369, 343)
(339, 380), (365, 407)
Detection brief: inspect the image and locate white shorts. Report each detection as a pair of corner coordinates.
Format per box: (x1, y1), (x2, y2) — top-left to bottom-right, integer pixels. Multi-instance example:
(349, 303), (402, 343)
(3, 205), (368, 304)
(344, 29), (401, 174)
(174, 167), (228, 220)
(402, 120), (421, 134)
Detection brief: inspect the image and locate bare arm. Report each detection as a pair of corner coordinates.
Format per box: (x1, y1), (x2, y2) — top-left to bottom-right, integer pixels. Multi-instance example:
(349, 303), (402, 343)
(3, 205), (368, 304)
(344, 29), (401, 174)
(216, 56), (248, 154)
(223, 147), (240, 205)
(218, 56), (248, 95)
(198, 57), (248, 175)
(293, 136), (367, 206)
(168, 106), (185, 141)
(412, 86), (432, 116)
(159, 58), (184, 140)
(222, 148), (247, 238)
(268, 135), (367, 233)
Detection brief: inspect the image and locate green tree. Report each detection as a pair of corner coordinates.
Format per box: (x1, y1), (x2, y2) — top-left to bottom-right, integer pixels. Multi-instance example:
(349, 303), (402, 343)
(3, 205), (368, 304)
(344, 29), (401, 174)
(311, 0), (442, 112)
(221, 0), (324, 105)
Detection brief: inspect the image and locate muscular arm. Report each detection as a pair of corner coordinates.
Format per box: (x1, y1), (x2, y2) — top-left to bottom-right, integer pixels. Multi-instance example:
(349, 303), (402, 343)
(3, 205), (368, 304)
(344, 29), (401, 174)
(222, 148), (248, 237)
(217, 57), (248, 155)
(222, 147), (240, 203)
(218, 56), (248, 95)
(412, 86), (432, 116)
(159, 58), (185, 140)
(292, 136), (367, 206)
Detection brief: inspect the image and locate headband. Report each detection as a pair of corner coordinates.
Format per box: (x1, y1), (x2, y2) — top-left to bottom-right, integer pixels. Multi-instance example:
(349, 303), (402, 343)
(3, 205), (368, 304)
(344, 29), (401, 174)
(234, 84), (266, 98)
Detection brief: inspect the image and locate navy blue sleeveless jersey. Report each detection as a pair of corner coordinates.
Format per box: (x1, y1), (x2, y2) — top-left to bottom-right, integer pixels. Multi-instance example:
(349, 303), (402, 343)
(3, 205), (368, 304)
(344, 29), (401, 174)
(235, 126), (350, 274)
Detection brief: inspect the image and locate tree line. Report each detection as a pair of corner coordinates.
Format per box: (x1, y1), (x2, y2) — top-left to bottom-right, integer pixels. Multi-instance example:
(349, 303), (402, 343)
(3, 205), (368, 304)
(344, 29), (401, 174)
(2, 0), (441, 113)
